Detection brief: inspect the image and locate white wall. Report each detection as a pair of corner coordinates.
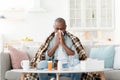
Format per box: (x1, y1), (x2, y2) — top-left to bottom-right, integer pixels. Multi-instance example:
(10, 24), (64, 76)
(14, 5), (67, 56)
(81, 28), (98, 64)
(0, 0), (69, 42)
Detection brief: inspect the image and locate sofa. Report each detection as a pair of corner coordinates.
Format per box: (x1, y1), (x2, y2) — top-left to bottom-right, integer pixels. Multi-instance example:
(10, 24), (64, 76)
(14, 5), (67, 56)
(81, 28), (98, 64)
(0, 43), (120, 80)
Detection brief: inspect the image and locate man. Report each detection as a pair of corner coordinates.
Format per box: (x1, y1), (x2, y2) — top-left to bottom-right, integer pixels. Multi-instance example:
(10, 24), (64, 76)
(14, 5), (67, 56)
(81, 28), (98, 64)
(37, 17), (86, 80)
(24, 18), (105, 80)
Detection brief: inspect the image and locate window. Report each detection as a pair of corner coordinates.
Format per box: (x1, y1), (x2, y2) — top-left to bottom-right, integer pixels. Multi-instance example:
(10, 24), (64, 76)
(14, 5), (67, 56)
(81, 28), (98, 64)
(69, 0), (114, 30)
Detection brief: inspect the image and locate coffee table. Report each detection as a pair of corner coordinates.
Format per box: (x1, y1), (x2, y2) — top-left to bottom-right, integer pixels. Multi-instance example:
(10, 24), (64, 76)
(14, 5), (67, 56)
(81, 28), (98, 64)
(11, 68), (112, 80)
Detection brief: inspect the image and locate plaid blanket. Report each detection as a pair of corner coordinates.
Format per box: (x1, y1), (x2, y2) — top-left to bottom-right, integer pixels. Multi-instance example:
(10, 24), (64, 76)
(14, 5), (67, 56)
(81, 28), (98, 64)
(24, 31), (103, 80)
(30, 31), (87, 67)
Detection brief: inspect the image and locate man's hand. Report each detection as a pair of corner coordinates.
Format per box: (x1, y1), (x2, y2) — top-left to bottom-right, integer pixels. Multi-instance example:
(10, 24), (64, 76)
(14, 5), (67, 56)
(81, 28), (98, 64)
(59, 31), (65, 46)
(55, 30), (65, 46)
(48, 30), (74, 57)
(48, 32), (60, 57)
(55, 32), (60, 47)
(58, 30), (75, 55)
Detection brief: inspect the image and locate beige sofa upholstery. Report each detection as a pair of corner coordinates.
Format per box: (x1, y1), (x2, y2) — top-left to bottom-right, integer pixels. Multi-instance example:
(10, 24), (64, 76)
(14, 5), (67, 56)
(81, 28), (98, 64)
(0, 44), (120, 80)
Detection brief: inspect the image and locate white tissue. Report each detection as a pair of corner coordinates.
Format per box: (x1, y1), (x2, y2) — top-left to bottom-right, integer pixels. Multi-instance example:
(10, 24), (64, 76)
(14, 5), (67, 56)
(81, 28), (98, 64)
(55, 30), (64, 37)
(58, 30), (64, 35)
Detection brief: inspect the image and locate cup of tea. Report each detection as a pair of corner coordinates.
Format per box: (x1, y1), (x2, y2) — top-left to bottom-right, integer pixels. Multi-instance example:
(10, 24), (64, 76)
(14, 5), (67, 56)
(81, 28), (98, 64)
(48, 61), (52, 71)
(21, 60), (30, 70)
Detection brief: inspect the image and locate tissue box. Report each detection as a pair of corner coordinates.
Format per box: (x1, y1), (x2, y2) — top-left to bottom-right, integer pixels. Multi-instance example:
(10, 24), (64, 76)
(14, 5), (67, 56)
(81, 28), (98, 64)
(80, 58), (104, 70)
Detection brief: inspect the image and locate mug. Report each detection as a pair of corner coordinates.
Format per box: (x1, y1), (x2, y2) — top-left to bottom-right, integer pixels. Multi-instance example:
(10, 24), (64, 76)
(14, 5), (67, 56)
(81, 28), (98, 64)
(21, 60), (30, 70)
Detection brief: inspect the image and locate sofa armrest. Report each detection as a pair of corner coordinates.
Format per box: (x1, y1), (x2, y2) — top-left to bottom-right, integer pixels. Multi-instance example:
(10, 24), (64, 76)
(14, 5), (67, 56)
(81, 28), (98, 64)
(0, 52), (12, 80)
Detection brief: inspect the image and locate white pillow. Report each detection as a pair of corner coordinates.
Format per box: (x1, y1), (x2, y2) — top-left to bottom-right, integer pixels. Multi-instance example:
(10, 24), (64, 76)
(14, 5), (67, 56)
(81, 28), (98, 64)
(114, 47), (120, 69)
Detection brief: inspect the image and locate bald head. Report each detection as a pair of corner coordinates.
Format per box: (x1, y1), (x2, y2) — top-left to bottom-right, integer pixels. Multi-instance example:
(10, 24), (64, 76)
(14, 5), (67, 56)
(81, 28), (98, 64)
(55, 18), (66, 26)
(54, 18), (66, 33)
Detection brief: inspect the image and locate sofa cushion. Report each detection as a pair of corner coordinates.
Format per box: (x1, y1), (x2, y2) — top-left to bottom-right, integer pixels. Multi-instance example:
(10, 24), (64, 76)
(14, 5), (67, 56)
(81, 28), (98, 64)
(25, 46), (39, 60)
(0, 53), (11, 80)
(104, 70), (120, 80)
(8, 46), (29, 69)
(5, 70), (21, 80)
(113, 47), (120, 69)
(89, 45), (115, 68)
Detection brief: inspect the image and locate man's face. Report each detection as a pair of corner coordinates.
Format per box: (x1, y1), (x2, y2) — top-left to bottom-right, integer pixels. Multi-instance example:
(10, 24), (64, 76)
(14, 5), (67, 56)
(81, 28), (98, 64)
(54, 22), (66, 33)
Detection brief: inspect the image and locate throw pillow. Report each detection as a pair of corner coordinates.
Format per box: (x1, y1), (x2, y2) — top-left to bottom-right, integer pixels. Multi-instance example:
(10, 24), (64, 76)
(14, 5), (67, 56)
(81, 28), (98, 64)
(8, 46), (29, 69)
(89, 45), (115, 68)
(113, 47), (120, 69)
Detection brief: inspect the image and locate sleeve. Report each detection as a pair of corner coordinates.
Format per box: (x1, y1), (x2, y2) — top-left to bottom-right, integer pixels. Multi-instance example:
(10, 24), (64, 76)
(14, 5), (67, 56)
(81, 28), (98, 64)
(45, 50), (52, 60)
(69, 45), (80, 66)
(71, 45), (79, 60)
(45, 40), (54, 60)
